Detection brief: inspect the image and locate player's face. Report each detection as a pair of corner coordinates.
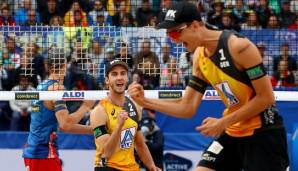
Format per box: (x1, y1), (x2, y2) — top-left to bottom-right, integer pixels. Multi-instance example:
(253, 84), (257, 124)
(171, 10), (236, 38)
(107, 65), (128, 94)
(167, 22), (199, 52)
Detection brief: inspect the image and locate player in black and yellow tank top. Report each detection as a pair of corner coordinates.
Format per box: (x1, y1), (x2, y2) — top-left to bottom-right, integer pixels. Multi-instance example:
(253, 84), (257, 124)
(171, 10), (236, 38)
(128, 2), (289, 171)
(90, 60), (161, 171)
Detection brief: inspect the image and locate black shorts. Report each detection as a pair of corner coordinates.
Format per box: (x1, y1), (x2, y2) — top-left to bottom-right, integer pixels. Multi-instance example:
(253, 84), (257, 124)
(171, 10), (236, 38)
(198, 128), (289, 171)
(94, 167), (120, 171)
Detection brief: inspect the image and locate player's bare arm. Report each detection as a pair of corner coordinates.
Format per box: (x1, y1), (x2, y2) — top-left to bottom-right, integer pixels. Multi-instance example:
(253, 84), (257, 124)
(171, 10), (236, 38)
(135, 131), (161, 171)
(90, 104), (128, 158)
(128, 48), (207, 118)
(45, 83), (93, 134)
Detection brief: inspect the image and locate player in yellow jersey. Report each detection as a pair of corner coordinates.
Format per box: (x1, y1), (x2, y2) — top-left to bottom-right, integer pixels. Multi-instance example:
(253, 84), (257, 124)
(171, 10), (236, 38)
(128, 2), (289, 171)
(90, 60), (161, 171)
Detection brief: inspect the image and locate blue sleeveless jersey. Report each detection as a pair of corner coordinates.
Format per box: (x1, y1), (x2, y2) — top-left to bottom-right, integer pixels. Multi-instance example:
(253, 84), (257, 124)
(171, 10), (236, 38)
(23, 80), (59, 158)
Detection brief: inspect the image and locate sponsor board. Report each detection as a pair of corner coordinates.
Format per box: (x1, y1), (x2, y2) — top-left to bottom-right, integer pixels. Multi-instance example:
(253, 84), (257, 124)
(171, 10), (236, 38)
(15, 92), (39, 100)
(203, 90), (220, 100)
(158, 91), (182, 99)
(62, 91), (85, 100)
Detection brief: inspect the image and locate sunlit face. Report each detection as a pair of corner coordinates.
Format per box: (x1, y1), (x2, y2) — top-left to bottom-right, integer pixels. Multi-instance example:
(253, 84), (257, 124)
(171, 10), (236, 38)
(166, 22), (201, 53)
(107, 65), (128, 94)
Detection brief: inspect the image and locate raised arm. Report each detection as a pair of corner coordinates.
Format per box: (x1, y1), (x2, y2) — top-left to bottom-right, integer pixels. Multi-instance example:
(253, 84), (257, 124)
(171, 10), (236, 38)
(90, 105), (128, 159)
(128, 48), (207, 118)
(67, 100), (95, 124)
(46, 83), (93, 134)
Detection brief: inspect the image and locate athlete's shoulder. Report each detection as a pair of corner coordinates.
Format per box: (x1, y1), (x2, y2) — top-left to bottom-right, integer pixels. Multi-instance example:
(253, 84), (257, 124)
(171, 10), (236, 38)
(229, 35), (254, 54)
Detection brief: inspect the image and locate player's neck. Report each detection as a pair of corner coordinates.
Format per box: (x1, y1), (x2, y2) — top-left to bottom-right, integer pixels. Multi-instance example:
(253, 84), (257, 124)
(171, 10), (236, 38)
(202, 30), (222, 57)
(108, 92), (126, 107)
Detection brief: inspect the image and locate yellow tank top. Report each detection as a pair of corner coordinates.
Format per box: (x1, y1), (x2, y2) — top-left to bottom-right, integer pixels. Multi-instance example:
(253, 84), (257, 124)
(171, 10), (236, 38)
(197, 31), (262, 137)
(94, 98), (140, 171)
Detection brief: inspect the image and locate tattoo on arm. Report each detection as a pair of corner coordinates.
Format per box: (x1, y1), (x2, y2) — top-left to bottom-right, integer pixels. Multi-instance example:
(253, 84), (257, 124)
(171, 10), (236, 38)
(238, 44), (250, 54)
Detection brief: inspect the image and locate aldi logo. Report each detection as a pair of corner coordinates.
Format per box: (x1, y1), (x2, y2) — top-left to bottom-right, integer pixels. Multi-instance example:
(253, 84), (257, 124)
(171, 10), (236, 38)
(62, 91), (85, 100)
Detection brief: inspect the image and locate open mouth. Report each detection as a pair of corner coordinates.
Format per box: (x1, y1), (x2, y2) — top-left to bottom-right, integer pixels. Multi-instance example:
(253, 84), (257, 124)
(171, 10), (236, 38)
(116, 83), (124, 87)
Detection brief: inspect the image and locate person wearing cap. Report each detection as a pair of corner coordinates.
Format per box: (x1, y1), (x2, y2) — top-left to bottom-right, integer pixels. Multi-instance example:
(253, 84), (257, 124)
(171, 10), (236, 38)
(90, 60), (161, 171)
(23, 47), (94, 171)
(128, 2), (289, 171)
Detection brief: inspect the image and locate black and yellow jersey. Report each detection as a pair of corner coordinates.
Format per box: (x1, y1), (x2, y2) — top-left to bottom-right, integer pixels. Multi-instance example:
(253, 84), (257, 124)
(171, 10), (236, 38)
(197, 30), (282, 137)
(94, 97), (140, 171)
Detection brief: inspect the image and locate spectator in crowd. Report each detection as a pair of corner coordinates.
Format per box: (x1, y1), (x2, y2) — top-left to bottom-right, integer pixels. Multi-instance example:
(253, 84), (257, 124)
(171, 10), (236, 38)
(160, 58), (182, 88)
(0, 65), (8, 90)
(207, 0), (225, 27)
(197, 0), (212, 21)
(136, 0), (155, 27)
(22, 9), (41, 26)
(290, 0), (298, 14)
(219, 12), (241, 32)
(3, 35), (22, 90)
(0, 3), (16, 26)
(257, 42), (273, 76)
(271, 59), (295, 88)
(255, 0), (273, 28)
(178, 51), (192, 87)
(97, 48), (115, 89)
(114, 42), (134, 69)
(9, 75), (36, 131)
(267, 14), (280, 28)
(140, 109), (164, 170)
(120, 12), (135, 27)
(49, 15), (63, 26)
(107, 0), (131, 17)
(134, 39), (160, 73)
(157, 0), (173, 23)
(39, 0), (64, 25)
(289, 17), (298, 30)
(88, 0), (108, 25)
(64, 1), (88, 27)
(231, 0), (248, 24)
(159, 43), (173, 70)
(94, 12), (107, 26)
(146, 13), (158, 27)
(14, 0), (40, 25)
(24, 42), (47, 82)
(139, 59), (160, 90)
(241, 10), (261, 30)
(274, 43), (297, 72)
(87, 39), (105, 76)
(65, 42), (97, 90)
(109, 0), (133, 27)
(278, 1), (297, 28)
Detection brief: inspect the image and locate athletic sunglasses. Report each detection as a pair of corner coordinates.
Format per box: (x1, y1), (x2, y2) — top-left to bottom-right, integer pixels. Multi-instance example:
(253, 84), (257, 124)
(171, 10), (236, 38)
(167, 24), (188, 40)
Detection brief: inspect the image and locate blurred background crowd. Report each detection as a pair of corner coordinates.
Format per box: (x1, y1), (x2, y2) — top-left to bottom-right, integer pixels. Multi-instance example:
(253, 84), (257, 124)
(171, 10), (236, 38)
(0, 0), (298, 132)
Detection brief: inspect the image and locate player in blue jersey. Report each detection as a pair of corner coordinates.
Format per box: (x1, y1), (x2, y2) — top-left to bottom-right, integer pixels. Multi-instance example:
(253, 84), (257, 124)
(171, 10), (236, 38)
(23, 48), (94, 171)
